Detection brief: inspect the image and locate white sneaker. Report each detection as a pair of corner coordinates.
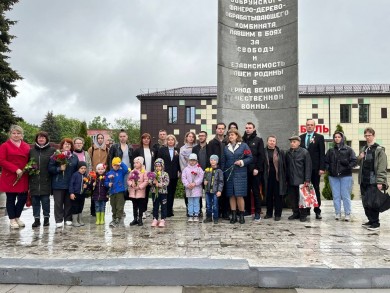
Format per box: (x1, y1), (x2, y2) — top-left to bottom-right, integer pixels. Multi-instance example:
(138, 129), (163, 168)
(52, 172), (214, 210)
(193, 216), (199, 222)
(65, 221), (72, 226)
(188, 217), (194, 222)
(335, 214), (341, 220)
(345, 214), (351, 222)
(56, 222), (63, 228)
(10, 219), (19, 229)
(15, 218), (25, 227)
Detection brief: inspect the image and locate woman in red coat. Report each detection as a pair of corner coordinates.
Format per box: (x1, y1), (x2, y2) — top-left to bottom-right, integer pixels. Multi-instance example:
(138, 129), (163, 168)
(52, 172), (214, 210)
(0, 125), (30, 229)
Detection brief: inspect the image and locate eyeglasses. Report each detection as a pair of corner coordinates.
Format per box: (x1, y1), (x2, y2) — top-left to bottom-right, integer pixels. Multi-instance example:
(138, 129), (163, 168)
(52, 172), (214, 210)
(364, 134), (373, 137)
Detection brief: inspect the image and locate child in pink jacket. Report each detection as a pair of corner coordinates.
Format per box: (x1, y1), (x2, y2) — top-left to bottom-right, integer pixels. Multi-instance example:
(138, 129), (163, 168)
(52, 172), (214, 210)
(127, 156), (149, 226)
(181, 153), (204, 222)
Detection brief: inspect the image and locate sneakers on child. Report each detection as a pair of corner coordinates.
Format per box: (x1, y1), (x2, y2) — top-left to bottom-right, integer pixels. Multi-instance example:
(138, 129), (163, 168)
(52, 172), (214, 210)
(15, 218), (25, 227)
(151, 219), (158, 227)
(254, 213), (261, 223)
(158, 219), (166, 227)
(65, 221), (72, 226)
(109, 220), (117, 227)
(344, 214), (351, 222)
(193, 216), (199, 222)
(188, 217), (194, 222)
(335, 214), (341, 220)
(367, 224), (380, 231)
(56, 221), (63, 228)
(362, 221), (372, 228)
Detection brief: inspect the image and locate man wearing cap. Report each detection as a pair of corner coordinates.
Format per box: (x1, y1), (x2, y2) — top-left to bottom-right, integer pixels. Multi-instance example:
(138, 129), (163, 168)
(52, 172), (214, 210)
(300, 119), (325, 219)
(286, 135), (312, 222)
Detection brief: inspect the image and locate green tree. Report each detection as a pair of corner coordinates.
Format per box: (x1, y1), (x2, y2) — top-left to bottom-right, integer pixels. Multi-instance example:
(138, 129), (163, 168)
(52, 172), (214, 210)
(17, 120), (39, 144)
(40, 111), (61, 143)
(78, 121), (92, 151)
(55, 114), (81, 139)
(322, 123), (354, 200)
(0, 0), (23, 143)
(88, 116), (110, 130)
(112, 118), (140, 144)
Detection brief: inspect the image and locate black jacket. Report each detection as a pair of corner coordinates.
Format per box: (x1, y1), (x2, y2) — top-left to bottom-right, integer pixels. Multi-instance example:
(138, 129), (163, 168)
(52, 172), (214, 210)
(157, 146), (180, 180)
(192, 143), (210, 169)
(133, 147), (155, 171)
(263, 146), (287, 195)
(286, 147), (312, 186)
(300, 132), (325, 171)
(325, 144), (357, 177)
(207, 136), (226, 161)
(29, 143), (56, 196)
(242, 131), (265, 172)
(108, 143), (134, 169)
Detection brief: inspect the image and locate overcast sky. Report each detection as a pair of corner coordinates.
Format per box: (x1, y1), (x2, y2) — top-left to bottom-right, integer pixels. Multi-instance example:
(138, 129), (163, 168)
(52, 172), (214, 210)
(6, 0), (390, 126)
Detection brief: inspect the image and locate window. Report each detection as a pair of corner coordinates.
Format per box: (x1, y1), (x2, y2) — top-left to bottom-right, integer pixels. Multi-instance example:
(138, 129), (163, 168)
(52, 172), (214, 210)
(381, 108), (387, 119)
(359, 104), (369, 123)
(168, 106), (177, 124)
(185, 106), (195, 124)
(340, 104), (351, 123)
(359, 140), (366, 151)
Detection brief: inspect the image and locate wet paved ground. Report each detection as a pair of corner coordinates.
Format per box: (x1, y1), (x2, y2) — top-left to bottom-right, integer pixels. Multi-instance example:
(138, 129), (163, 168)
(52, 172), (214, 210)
(1, 192), (390, 269)
(0, 285), (389, 293)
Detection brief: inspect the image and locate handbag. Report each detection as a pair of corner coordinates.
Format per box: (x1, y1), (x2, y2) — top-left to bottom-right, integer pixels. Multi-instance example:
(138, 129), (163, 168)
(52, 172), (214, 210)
(299, 183), (319, 208)
(362, 185), (390, 213)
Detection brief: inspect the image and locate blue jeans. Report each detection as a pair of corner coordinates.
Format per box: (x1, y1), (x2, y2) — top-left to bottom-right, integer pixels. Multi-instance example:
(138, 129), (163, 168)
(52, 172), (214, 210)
(329, 176), (353, 215)
(206, 192), (219, 219)
(95, 200), (107, 212)
(32, 195), (50, 219)
(187, 197), (200, 216)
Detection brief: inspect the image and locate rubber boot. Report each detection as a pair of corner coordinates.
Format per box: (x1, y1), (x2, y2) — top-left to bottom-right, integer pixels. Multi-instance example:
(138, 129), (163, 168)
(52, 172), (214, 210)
(100, 212), (105, 224)
(78, 213), (85, 226)
(72, 214), (80, 227)
(138, 209), (144, 226)
(95, 212), (101, 225)
(239, 211), (245, 224)
(230, 211), (237, 224)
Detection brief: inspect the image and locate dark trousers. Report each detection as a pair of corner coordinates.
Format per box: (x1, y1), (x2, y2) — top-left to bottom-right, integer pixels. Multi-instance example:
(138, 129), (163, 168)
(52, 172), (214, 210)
(311, 169), (322, 214)
(288, 185), (307, 218)
(71, 194), (85, 214)
(6, 192), (27, 220)
(361, 183), (380, 226)
(167, 178), (178, 216)
(266, 172), (283, 217)
(132, 197), (146, 219)
(53, 189), (72, 223)
(32, 195), (50, 219)
(144, 186), (151, 212)
(218, 188), (230, 218)
(90, 197), (96, 216)
(245, 172), (262, 214)
(152, 193), (167, 220)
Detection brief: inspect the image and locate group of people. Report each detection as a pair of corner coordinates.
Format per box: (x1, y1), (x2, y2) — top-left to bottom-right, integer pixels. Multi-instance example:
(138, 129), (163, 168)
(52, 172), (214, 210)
(0, 119), (387, 231)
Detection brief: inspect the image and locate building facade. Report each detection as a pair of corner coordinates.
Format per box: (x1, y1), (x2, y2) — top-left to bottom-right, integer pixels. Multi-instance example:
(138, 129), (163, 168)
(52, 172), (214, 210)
(137, 84), (390, 164)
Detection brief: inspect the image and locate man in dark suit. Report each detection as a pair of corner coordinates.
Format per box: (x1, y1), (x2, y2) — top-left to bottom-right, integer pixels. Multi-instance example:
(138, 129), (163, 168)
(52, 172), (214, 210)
(300, 119), (325, 219)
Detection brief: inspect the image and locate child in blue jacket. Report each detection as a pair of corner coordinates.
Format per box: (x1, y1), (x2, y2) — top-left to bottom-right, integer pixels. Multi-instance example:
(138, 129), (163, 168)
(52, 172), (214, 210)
(105, 157), (129, 227)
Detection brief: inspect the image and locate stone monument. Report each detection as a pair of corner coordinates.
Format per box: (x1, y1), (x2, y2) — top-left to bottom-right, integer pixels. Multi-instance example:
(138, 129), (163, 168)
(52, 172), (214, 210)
(218, 0), (298, 147)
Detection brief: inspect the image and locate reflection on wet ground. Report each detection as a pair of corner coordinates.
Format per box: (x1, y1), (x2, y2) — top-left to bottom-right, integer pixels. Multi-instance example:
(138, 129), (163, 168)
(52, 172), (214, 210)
(1, 187), (390, 270)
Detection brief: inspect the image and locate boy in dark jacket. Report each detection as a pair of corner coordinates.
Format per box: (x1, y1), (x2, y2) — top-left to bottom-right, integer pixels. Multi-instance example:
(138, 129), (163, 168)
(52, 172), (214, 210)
(203, 155), (224, 224)
(69, 161), (88, 227)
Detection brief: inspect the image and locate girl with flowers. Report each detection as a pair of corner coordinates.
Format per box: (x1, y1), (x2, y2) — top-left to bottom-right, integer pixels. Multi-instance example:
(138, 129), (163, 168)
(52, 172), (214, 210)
(91, 163), (109, 225)
(149, 158), (170, 227)
(221, 129), (253, 224)
(48, 138), (79, 228)
(127, 156), (149, 226)
(181, 153), (204, 222)
(0, 125), (30, 229)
